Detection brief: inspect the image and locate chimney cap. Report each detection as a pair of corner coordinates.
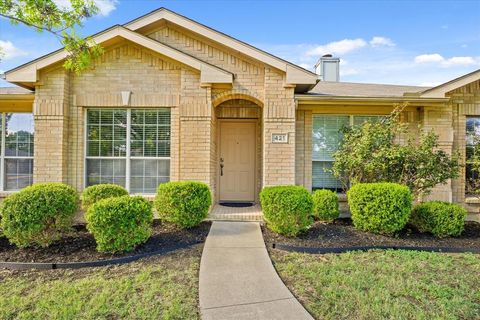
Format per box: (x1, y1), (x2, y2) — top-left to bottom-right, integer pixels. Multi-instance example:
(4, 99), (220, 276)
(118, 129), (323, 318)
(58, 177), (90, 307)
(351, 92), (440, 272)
(322, 54), (333, 58)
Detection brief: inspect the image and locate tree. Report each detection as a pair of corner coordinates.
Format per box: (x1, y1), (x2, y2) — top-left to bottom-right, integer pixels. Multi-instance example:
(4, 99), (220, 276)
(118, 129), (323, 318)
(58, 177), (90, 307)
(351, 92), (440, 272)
(332, 104), (460, 200)
(0, 0), (103, 73)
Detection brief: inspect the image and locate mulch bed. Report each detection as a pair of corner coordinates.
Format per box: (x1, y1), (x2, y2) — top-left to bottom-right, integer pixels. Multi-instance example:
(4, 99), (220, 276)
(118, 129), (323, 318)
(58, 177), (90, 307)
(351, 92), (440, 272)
(0, 221), (211, 263)
(262, 219), (480, 250)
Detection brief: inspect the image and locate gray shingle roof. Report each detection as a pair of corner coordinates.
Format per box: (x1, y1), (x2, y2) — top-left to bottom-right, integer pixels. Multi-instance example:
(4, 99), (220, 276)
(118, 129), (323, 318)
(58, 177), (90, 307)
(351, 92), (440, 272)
(308, 81), (431, 97)
(0, 87), (33, 94)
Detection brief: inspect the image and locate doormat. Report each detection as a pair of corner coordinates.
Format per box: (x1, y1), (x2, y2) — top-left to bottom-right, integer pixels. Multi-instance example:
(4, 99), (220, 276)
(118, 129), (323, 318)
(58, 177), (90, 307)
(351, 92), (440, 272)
(219, 202), (254, 208)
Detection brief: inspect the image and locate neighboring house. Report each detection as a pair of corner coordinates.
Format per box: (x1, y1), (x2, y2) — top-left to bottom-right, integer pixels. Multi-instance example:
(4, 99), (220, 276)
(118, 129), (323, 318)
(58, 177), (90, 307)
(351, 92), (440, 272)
(0, 8), (479, 221)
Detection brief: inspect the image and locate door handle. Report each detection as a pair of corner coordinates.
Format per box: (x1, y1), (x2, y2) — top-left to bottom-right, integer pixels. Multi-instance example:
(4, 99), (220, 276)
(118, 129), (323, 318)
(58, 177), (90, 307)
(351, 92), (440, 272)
(220, 157), (224, 176)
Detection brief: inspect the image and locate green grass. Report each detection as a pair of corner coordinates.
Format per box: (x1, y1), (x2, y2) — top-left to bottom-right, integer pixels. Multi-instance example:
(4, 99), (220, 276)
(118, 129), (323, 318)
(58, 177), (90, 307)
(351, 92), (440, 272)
(0, 247), (202, 320)
(270, 250), (480, 320)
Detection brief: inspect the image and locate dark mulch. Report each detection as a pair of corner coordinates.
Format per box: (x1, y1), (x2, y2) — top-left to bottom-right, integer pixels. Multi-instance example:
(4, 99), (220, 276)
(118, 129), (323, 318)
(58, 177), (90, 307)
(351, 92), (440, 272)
(0, 221), (211, 263)
(262, 219), (480, 249)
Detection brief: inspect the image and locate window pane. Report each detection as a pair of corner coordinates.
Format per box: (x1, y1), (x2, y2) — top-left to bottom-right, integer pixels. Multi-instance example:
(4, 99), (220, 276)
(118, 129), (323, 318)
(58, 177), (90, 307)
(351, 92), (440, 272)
(130, 159), (170, 194)
(87, 109), (127, 157)
(466, 117), (480, 193)
(312, 115), (349, 161)
(353, 115), (385, 127)
(312, 161), (343, 192)
(130, 109), (171, 157)
(4, 158), (33, 190)
(5, 113), (34, 157)
(86, 159), (126, 187)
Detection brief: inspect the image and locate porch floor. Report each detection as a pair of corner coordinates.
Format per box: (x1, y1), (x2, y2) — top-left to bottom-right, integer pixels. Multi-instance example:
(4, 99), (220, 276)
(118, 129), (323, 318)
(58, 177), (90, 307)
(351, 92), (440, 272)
(208, 204), (263, 221)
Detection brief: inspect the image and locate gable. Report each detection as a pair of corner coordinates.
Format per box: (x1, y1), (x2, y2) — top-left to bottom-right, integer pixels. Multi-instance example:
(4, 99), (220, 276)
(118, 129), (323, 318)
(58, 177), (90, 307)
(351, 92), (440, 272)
(123, 8), (318, 89)
(421, 69), (480, 98)
(4, 25), (233, 89)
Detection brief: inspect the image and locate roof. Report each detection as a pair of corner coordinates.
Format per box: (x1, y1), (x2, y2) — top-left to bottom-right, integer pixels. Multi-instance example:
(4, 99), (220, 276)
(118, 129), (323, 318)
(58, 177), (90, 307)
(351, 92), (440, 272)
(4, 25), (233, 88)
(420, 68), (480, 98)
(308, 81), (431, 97)
(4, 7), (317, 91)
(0, 87), (33, 95)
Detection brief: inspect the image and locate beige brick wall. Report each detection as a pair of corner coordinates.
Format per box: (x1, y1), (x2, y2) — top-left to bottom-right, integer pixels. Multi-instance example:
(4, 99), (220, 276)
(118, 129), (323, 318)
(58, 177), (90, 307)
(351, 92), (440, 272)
(449, 80), (480, 219)
(32, 30), (299, 204)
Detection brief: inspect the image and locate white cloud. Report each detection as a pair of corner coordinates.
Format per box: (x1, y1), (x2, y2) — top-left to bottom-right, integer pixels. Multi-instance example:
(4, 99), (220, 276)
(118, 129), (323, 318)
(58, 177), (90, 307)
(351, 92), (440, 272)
(414, 53), (480, 67)
(414, 53), (445, 63)
(53, 0), (117, 17)
(306, 38), (367, 56)
(370, 36), (395, 47)
(0, 40), (27, 60)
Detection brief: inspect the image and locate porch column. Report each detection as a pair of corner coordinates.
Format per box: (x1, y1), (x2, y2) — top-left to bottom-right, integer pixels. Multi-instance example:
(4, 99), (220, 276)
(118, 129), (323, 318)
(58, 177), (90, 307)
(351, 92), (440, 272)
(33, 68), (70, 183)
(262, 68), (296, 186)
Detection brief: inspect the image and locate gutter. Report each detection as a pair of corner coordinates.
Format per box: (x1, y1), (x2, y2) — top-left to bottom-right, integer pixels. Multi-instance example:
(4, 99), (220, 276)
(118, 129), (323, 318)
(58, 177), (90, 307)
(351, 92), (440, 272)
(295, 94), (449, 103)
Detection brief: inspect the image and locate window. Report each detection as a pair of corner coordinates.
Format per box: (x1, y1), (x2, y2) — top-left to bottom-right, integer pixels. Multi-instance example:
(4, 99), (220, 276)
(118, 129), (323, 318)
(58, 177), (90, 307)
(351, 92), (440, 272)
(466, 117), (480, 193)
(312, 114), (384, 192)
(0, 113), (34, 191)
(86, 109), (170, 194)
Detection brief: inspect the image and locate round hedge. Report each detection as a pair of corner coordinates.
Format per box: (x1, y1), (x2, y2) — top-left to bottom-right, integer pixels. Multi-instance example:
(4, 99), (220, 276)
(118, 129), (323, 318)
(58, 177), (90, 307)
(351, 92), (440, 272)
(85, 195), (153, 253)
(410, 201), (467, 237)
(81, 184), (128, 210)
(312, 189), (339, 222)
(260, 186), (313, 236)
(347, 182), (412, 235)
(155, 181), (211, 228)
(0, 183), (79, 248)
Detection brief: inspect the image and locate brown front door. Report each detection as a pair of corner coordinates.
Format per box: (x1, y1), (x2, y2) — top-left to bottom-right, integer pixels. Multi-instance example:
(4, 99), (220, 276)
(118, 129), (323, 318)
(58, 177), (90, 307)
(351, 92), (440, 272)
(219, 121), (256, 202)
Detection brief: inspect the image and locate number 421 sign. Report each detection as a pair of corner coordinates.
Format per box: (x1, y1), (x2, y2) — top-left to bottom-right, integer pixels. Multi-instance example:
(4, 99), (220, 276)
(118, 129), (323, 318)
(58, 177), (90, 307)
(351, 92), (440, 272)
(271, 133), (289, 143)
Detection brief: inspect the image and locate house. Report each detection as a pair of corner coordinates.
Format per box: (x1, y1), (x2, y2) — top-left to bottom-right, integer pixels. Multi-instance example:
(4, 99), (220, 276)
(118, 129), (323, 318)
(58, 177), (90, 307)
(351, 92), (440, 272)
(0, 8), (479, 221)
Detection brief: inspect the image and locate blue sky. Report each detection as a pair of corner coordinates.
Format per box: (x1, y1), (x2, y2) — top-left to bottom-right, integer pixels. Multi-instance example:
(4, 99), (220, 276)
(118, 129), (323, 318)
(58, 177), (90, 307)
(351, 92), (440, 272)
(0, 0), (479, 87)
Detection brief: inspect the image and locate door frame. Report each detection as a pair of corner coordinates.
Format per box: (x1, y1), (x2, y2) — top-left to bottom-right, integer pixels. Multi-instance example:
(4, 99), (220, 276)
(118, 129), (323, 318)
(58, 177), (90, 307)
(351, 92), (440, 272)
(216, 119), (259, 203)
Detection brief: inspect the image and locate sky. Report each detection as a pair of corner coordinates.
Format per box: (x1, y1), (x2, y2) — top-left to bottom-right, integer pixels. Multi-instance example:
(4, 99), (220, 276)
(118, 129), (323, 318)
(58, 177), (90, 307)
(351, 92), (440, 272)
(0, 0), (479, 87)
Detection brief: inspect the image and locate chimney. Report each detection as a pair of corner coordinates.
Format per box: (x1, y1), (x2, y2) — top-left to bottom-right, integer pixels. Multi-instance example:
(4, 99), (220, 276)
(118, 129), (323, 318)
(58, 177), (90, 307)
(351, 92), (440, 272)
(315, 54), (340, 82)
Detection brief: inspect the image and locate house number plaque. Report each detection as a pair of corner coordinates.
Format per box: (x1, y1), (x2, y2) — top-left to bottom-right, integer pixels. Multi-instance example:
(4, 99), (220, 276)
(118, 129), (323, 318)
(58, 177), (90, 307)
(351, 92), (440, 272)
(271, 133), (289, 143)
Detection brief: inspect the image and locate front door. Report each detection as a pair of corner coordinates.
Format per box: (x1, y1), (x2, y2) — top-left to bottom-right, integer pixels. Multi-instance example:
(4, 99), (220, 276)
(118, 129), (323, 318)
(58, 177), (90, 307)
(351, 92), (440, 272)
(219, 121), (256, 202)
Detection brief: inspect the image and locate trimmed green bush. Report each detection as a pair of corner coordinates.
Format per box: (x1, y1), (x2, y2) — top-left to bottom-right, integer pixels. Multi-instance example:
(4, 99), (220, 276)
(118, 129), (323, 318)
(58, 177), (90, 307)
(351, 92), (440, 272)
(81, 184), (128, 210)
(260, 186), (313, 236)
(410, 201), (467, 237)
(155, 181), (211, 228)
(85, 195), (153, 253)
(312, 189), (339, 222)
(347, 182), (412, 235)
(0, 183), (79, 248)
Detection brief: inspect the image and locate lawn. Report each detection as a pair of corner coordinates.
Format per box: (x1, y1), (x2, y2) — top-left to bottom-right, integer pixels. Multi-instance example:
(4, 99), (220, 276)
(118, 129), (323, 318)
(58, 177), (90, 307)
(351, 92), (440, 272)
(270, 249), (480, 320)
(0, 246), (202, 320)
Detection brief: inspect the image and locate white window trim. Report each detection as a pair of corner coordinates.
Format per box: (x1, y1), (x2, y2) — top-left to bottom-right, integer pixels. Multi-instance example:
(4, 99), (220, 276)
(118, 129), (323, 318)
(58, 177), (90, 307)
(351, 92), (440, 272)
(84, 108), (171, 195)
(0, 112), (34, 192)
(312, 114), (385, 192)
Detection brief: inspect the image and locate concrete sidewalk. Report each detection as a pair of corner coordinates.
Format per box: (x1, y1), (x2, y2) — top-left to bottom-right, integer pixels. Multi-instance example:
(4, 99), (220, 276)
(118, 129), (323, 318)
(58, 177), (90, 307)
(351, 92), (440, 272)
(199, 221), (313, 320)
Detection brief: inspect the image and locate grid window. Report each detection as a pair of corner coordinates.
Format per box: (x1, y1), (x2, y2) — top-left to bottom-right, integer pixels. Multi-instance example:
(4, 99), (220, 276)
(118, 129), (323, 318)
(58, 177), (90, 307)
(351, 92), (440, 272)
(2, 113), (34, 191)
(466, 117), (480, 193)
(312, 114), (384, 192)
(86, 108), (170, 193)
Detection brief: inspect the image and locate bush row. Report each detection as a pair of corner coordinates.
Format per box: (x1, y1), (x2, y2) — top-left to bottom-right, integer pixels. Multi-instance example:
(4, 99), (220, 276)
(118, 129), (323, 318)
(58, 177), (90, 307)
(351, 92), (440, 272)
(260, 183), (466, 238)
(0, 182), (212, 253)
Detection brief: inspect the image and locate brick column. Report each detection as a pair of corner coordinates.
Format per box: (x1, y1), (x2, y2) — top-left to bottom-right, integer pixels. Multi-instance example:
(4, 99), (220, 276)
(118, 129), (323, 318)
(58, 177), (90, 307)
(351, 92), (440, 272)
(262, 68), (296, 186)
(33, 68), (70, 183)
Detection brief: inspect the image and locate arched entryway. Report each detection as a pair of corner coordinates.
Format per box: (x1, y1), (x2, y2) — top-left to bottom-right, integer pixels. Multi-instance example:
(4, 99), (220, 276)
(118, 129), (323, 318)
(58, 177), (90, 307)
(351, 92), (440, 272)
(215, 99), (262, 203)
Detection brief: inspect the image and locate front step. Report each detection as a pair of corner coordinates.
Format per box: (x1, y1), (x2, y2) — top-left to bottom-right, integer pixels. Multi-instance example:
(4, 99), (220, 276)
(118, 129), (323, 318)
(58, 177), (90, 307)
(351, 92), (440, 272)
(208, 204), (263, 222)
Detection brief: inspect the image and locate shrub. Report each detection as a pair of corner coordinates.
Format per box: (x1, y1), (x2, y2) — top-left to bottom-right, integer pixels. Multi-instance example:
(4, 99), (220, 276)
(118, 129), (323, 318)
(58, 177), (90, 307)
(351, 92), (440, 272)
(347, 182), (412, 235)
(155, 181), (211, 228)
(85, 195), (153, 253)
(81, 184), (128, 210)
(410, 201), (467, 237)
(260, 186), (313, 236)
(0, 183), (79, 248)
(312, 189), (339, 222)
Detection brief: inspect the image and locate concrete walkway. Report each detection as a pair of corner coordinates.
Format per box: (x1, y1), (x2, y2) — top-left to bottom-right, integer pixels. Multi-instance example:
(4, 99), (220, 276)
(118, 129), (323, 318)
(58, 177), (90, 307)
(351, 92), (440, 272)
(199, 221), (313, 320)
